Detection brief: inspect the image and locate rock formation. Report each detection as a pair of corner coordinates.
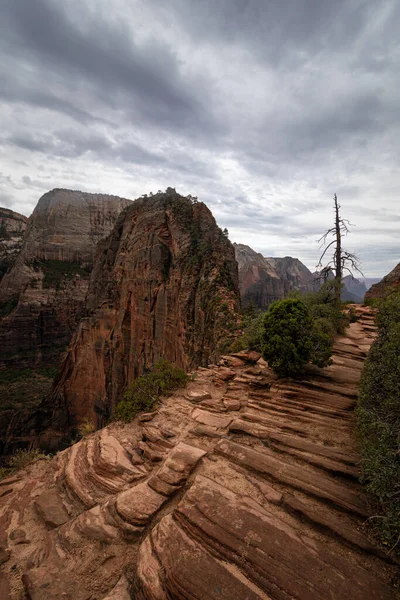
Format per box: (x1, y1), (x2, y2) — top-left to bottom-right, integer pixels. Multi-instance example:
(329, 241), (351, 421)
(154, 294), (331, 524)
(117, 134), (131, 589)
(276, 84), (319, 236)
(0, 208), (28, 282)
(46, 189), (240, 433)
(0, 189), (131, 369)
(365, 262), (400, 301)
(341, 275), (368, 303)
(0, 308), (397, 599)
(266, 255), (315, 293)
(234, 243), (315, 309)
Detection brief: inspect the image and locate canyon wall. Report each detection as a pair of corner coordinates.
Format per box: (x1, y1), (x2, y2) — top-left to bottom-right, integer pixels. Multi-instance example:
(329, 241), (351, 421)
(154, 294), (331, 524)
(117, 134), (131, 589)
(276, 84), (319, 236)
(0, 189), (131, 369)
(47, 189), (240, 432)
(234, 243), (315, 309)
(0, 207), (28, 282)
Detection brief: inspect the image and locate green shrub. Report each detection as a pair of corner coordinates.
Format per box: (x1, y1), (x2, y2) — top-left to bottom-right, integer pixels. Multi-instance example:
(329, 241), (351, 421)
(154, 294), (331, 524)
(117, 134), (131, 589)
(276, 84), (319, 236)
(230, 310), (266, 353)
(77, 418), (96, 438)
(262, 298), (333, 377)
(357, 292), (400, 548)
(114, 359), (189, 422)
(302, 281), (349, 334)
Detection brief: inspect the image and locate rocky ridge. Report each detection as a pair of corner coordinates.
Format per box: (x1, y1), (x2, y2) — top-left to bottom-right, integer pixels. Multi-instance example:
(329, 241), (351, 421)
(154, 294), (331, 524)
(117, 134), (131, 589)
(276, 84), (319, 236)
(45, 189), (240, 434)
(0, 306), (398, 599)
(365, 262), (400, 300)
(0, 208), (28, 283)
(0, 190), (131, 369)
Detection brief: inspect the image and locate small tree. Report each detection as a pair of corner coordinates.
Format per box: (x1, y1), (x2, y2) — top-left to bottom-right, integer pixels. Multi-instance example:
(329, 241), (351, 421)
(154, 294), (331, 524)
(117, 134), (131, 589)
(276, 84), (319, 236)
(316, 194), (362, 302)
(262, 298), (333, 377)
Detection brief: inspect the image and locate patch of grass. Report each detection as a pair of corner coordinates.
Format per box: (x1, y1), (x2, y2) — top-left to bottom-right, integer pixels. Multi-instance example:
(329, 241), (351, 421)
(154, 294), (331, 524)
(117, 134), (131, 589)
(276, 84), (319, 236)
(357, 291), (400, 550)
(114, 359), (189, 422)
(77, 418), (96, 438)
(0, 448), (47, 480)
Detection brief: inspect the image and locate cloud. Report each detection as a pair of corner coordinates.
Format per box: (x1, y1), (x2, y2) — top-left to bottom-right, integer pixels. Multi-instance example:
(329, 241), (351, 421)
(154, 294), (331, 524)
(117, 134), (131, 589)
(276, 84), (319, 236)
(0, 0), (399, 276)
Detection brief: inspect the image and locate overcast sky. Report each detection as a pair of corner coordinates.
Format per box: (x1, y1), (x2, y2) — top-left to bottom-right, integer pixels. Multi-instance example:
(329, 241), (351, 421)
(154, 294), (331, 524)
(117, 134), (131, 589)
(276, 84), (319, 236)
(1, 0), (399, 276)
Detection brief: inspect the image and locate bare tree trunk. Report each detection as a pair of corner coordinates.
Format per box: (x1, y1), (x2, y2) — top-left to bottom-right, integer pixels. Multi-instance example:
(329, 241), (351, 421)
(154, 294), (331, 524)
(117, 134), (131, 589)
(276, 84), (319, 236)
(334, 194), (342, 301)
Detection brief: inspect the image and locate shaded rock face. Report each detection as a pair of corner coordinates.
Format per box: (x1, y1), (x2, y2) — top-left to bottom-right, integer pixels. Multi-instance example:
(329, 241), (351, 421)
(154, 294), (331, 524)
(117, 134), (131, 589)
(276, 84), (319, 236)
(342, 275), (368, 303)
(234, 243), (314, 309)
(0, 309), (397, 599)
(365, 262), (400, 300)
(267, 255), (315, 292)
(0, 208), (28, 281)
(0, 189), (131, 369)
(48, 190), (240, 431)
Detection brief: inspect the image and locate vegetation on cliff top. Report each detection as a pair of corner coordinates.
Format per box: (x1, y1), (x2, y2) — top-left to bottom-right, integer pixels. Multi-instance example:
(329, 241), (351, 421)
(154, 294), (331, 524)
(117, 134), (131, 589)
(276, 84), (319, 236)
(357, 291), (400, 549)
(114, 359), (189, 422)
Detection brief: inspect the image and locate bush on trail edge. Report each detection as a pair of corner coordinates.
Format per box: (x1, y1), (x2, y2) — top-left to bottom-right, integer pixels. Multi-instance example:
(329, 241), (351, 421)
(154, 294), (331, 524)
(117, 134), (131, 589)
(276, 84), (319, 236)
(262, 297), (334, 377)
(357, 291), (400, 550)
(114, 359), (189, 422)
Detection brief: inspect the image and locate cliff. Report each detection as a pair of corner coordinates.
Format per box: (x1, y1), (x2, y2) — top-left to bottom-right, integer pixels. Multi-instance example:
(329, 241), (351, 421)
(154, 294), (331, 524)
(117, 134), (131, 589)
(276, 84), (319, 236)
(0, 310), (396, 599)
(0, 208), (28, 281)
(234, 243), (314, 309)
(365, 262), (400, 301)
(0, 189), (131, 369)
(47, 189), (240, 433)
(266, 255), (315, 293)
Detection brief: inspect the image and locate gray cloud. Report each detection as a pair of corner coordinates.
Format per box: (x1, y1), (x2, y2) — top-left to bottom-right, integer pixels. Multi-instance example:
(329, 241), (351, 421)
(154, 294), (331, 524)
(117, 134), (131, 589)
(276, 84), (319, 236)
(0, 0), (399, 276)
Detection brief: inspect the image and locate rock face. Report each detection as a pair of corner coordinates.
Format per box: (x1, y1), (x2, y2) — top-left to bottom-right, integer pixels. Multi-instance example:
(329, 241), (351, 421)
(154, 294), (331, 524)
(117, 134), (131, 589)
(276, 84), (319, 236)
(47, 189), (240, 432)
(0, 189), (131, 369)
(234, 243), (315, 309)
(267, 255), (315, 293)
(342, 275), (368, 303)
(0, 308), (397, 599)
(0, 208), (28, 282)
(365, 262), (400, 301)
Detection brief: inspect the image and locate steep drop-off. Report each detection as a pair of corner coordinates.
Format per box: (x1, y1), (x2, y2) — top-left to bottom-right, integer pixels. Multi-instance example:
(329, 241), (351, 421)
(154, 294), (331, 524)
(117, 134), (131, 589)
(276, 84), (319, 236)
(47, 189), (240, 433)
(0, 189), (131, 369)
(365, 262), (400, 301)
(0, 208), (28, 282)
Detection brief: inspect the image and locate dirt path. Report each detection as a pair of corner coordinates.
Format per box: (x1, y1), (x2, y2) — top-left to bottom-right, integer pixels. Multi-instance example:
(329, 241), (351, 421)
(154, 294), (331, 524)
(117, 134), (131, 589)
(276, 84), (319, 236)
(0, 306), (398, 599)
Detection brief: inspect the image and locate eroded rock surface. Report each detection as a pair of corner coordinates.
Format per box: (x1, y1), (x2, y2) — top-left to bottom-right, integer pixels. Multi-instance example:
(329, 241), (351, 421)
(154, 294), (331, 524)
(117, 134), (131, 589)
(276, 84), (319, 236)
(0, 208), (28, 282)
(0, 189), (131, 370)
(0, 307), (397, 599)
(365, 261), (400, 300)
(234, 243), (315, 309)
(47, 189), (240, 432)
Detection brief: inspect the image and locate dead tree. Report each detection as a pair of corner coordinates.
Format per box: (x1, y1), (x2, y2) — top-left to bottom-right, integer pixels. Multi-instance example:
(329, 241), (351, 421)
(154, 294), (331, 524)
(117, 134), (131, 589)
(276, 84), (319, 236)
(316, 194), (363, 302)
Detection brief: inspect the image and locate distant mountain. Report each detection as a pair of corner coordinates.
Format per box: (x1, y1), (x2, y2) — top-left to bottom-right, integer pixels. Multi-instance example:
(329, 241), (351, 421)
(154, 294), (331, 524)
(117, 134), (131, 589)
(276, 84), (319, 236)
(234, 244), (315, 309)
(342, 275), (367, 303)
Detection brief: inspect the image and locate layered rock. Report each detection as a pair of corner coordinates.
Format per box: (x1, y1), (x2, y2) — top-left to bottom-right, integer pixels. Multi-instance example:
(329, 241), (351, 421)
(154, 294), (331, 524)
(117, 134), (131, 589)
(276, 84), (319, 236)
(266, 255), (315, 293)
(365, 262), (400, 301)
(0, 189), (131, 369)
(0, 208), (28, 282)
(47, 189), (240, 432)
(0, 308), (397, 599)
(234, 243), (315, 309)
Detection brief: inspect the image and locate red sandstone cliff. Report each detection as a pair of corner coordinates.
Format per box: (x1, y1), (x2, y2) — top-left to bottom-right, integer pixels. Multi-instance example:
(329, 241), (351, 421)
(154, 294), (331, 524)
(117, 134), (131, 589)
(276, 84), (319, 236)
(48, 189), (240, 432)
(365, 262), (400, 300)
